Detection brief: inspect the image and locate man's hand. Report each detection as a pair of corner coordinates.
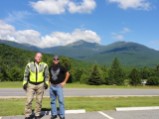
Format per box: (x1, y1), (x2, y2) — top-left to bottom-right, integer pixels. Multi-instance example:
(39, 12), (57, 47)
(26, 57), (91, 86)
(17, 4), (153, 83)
(44, 83), (48, 89)
(23, 83), (27, 91)
(60, 82), (66, 88)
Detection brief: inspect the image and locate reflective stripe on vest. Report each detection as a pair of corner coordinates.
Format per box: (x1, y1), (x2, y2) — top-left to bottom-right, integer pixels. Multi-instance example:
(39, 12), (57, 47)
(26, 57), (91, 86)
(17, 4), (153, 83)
(29, 62), (46, 83)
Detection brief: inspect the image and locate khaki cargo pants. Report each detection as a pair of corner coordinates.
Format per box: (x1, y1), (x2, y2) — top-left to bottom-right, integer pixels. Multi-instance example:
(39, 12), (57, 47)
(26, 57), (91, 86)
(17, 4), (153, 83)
(25, 82), (44, 117)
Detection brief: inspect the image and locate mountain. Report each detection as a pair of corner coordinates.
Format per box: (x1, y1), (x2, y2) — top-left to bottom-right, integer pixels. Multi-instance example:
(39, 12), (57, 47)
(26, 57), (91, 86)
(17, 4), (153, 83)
(87, 41), (159, 66)
(0, 40), (40, 52)
(1, 39), (159, 66)
(42, 40), (103, 59)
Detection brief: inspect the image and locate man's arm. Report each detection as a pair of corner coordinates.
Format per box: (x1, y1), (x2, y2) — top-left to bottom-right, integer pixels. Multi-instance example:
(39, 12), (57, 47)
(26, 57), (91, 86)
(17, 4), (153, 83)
(44, 64), (50, 87)
(23, 64), (30, 90)
(61, 71), (70, 87)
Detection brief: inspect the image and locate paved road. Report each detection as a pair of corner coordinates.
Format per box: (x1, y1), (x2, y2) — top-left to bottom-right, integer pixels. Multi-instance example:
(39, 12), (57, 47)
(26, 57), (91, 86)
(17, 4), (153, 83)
(0, 88), (159, 98)
(2, 110), (159, 119)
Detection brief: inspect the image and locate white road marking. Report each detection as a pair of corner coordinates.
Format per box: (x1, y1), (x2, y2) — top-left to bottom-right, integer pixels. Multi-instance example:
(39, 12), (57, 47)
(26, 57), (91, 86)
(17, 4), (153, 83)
(0, 117), (2, 119)
(41, 109), (86, 115)
(98, 111), (114, 119)
(65, 109), (86, 114)
(116, 106), (159, 111)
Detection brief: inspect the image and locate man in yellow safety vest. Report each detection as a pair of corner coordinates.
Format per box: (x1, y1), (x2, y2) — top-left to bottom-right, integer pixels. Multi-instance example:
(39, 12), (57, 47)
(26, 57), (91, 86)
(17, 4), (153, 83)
(23, 52), (49, 119)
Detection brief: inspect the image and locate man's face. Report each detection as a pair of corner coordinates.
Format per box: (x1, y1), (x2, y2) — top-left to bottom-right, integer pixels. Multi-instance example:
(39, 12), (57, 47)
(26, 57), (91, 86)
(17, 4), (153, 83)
(34, 53), (42, 63)
(53, 58), (59, 65)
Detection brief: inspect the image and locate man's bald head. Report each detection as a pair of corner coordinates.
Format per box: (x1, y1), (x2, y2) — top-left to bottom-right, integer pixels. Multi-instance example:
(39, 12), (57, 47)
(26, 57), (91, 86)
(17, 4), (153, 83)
(34, 52), (42, 63)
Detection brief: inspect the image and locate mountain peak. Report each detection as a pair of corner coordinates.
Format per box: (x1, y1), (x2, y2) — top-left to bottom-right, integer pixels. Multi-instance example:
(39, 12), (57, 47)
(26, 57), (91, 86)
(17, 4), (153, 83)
(66, 40), (100, 48)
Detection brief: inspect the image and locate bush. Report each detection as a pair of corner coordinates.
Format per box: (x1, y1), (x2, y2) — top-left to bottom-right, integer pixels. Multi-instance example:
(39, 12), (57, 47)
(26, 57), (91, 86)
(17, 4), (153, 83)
(146, 76), (159, 85)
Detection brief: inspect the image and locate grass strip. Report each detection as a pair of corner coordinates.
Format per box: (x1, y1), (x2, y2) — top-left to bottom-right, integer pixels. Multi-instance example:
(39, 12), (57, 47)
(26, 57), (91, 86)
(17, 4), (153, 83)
(0, 97), (159, 116)
(0, 82), (159, 89)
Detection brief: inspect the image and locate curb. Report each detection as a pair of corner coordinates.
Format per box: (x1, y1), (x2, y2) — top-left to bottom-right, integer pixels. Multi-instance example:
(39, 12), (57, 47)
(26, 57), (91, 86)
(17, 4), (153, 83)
(41, 109), (86, 115)
(116, 106), (159, 111)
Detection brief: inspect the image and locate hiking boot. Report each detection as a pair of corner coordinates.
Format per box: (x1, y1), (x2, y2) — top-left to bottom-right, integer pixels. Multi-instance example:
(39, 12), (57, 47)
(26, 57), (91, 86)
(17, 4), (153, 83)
(50, 115), (57, 119)
(59, 117), (65, 119)
(35, 116), (41, 119)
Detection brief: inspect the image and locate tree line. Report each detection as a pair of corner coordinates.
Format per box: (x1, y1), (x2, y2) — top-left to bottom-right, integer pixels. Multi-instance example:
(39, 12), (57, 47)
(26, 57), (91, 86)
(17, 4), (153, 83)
(0, 44), (159, 86)
(71, 58), (159, 86)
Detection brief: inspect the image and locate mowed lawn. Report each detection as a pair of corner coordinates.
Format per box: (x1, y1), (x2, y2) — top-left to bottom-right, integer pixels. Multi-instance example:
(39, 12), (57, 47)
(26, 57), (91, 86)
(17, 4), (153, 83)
(0, 97), (159, 116)
(0, 81), (159, 89)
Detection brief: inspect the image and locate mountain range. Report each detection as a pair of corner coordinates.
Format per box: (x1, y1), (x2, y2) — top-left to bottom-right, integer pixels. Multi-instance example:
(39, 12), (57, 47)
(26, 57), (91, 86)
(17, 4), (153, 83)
(1, 39), (159, 67)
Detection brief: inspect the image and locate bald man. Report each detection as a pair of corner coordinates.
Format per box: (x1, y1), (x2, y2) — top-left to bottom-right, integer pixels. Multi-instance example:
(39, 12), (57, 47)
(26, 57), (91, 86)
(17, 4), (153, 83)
(23, 52), (49, 119)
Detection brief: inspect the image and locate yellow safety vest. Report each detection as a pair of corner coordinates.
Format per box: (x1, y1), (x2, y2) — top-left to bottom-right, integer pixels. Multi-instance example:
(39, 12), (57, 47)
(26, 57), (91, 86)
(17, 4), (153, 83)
(29, 62), (47, 83)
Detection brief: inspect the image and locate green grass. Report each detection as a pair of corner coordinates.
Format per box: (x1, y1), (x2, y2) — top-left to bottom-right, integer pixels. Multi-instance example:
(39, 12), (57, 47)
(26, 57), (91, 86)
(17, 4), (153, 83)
(0, 81), (22, 88)
(0, 97), (159, 116)
(0, 81), (159, 89)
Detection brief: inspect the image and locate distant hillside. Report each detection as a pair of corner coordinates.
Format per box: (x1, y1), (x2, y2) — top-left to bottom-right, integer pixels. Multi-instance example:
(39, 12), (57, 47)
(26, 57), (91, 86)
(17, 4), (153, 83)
(1, 39), (159, 66)
(0, 40), (40, 52)
(0, 43), (88, 70)
(86, 41), (159, 66)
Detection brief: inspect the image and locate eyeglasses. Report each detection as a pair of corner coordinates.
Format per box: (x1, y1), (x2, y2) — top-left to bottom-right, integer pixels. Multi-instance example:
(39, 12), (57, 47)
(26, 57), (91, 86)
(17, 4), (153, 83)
(53, 59), (59, 61)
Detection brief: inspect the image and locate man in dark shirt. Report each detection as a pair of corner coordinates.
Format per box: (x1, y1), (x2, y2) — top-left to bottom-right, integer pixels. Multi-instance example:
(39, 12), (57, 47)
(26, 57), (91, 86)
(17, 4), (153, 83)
(49, 55), (70, 119)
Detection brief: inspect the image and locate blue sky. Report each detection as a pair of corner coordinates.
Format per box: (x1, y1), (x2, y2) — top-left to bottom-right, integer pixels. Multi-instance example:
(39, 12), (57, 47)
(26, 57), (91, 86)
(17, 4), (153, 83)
(0, 0), (159, 50)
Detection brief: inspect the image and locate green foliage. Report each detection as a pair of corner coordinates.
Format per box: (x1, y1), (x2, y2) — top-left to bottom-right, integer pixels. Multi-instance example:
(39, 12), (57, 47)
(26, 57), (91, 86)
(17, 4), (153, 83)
(108, 58), (125, 85)
(146, 76), (159, 85)
(146, 65), (159, 86)
(155, 65), (159, 76)
(60, 57), (72, 70)
(80, 73), (89, 84)
(88, 65), (103, 85)
(140, 67), (151, 79)
(129, 68), (141, 86)
(72, 68), (83, 82)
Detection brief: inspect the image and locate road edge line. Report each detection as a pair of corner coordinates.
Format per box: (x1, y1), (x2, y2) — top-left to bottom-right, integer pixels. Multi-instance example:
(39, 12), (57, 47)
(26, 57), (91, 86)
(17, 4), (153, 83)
(98, 111), (114, 119)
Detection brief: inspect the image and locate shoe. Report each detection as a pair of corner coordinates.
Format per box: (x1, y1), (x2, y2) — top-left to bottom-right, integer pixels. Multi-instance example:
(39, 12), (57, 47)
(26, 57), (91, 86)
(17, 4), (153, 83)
(25, 117), (31, 119)
(50, 115), (57, 119)
(35, 116), (41, 119)
(59, 117), (65, 119)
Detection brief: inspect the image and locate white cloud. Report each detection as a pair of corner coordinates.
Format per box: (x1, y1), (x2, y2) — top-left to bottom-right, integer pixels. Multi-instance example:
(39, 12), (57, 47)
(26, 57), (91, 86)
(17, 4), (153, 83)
(0, 20), (41, 44)
(30, 0), (68, 14)
(68, 0), (96, 13)
(0, 20), (100, 48)
(108, 0), (151, 10)
(39, 29), (100, 47)
(30, 0), (96, 14)
(111, 27), (131, 41)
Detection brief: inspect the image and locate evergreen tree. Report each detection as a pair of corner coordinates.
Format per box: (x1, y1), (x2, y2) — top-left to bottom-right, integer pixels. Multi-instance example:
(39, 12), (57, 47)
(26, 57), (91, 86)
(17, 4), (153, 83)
(155, 65), (159, 76)
(129, 68), (141, 86)
(73, 68), (83, 82)
(146, 76), (159, 85)
(140, 67), (150, 79)
(88, 65), (103, 85)
(101, 65), (108, 84)
(108, 58), (124, 85)
(60, 57), (71, 70)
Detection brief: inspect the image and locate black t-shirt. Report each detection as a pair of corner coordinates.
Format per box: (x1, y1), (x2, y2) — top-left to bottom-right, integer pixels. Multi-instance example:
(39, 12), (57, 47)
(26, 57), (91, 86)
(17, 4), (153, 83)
(49, 64), (67, 84)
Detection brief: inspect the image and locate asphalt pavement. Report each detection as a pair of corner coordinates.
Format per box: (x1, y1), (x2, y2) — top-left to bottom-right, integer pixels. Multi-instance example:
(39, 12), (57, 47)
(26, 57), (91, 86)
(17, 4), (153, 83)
(0, 88), (159, 98)
(1, 110), (159, 119)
